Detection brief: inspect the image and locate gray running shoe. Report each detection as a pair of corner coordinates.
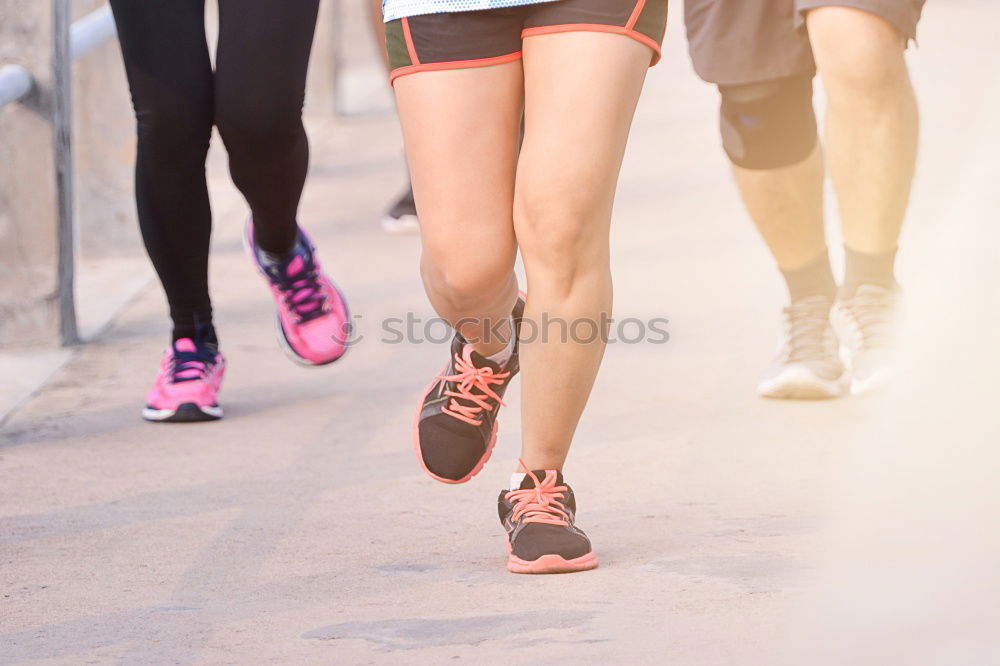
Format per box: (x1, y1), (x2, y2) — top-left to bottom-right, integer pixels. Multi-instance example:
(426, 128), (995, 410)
(830, 284), (901, 394)
(758, 295), (847, 399)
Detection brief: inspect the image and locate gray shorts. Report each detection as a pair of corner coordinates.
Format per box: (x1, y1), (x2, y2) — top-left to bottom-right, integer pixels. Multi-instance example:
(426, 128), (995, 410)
(685, 0), (926, 86)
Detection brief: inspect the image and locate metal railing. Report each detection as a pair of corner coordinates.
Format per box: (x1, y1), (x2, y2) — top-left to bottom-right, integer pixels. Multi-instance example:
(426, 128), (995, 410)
(0, 64), (33, 108)
(0, 2), (117, 345)
(0, 5), (115, 108)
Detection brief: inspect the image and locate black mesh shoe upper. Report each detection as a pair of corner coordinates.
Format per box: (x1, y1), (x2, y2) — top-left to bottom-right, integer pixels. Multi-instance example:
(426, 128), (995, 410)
(415, 298), (524, 481)
(498, 469), (593, 562)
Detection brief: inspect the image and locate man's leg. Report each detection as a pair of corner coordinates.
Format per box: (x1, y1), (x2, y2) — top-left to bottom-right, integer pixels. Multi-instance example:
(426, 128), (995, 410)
(807, 6), (918, 296)
(684, 0), (846, 398)
(719, 75), (847, 398)
(807, 5), (919, 392)
(724, 80), (834, 301)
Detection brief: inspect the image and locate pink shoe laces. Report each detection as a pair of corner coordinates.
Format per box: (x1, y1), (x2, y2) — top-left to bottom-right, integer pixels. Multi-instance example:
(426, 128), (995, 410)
(504, 462), (570, 527)
(439, 345), (511, 426)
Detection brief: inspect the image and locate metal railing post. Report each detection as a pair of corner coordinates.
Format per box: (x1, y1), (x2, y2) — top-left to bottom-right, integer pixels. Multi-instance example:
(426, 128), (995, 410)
(1, 3), (117, 347)
(53, 0), (78, 345)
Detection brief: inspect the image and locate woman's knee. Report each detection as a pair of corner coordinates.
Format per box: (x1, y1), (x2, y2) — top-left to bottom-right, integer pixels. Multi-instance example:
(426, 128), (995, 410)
(214, 100), (303, 153)
(135, 102), (213, 158)
(515, 180), (608, 288)
(421, 250), (514, 313)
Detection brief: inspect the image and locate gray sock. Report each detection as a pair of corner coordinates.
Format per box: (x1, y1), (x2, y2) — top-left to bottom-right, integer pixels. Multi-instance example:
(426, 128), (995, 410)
(842, 246), (898, 298)
(781, 251), (837, 302)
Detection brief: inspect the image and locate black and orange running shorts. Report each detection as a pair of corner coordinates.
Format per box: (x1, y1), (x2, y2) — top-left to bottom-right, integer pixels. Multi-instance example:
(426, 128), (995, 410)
(385, 0), (669, 84)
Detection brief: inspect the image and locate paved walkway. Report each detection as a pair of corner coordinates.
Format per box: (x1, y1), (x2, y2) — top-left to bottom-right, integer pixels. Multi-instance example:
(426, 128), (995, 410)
(2, 6), (998, 664)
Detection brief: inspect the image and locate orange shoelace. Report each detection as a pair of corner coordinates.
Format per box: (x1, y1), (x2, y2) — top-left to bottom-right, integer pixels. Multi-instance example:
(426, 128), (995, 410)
(504, 463), (570, 527)
(439, 345), (511, 426)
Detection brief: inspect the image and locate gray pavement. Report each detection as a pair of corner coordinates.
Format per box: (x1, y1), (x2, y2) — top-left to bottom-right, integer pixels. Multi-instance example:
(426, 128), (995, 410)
(2, 5), (999, 664)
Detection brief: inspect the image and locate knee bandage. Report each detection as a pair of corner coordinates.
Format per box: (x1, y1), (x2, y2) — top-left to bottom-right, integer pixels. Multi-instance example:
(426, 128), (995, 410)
(718, 74), (818, 170)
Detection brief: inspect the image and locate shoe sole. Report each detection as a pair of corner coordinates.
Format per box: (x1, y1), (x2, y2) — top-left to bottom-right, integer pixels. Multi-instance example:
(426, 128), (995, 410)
(381, 214), (419, 235)
(830, 303), (896, 396)
(758, 379), (846, 400)
(142, 402), (222, 423)
(505, 539), (599, 574)
(412, 362), (498, 485)
(758, 363), (849, 400)
(243, 218), (350, 368)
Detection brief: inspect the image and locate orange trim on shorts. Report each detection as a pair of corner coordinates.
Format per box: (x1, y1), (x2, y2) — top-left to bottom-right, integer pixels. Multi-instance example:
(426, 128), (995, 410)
(390, 51), (523, 85)
(626, 0), (647, 30)
(520, 24), (662, 66)
(401, 17), (420, 65)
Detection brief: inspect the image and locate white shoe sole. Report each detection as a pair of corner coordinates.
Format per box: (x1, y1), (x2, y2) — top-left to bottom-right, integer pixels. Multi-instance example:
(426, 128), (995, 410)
(758, 365), (848, 400)
(381, 214), (419, 235)
(272, 309), (350, 368)
(830, 309), (894, 396)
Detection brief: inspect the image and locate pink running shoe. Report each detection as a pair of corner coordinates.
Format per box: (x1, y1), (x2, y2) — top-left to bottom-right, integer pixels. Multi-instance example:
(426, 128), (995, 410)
(246, 220), (350, 366)
(143, 338), (225, 422)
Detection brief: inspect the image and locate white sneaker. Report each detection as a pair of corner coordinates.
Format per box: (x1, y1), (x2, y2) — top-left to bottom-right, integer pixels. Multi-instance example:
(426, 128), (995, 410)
(758, 295), (848, 400)
(830, 284), (901, 394)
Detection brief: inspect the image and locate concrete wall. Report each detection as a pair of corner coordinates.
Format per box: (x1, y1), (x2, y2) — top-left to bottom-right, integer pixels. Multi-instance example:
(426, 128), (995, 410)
(0, 0), (61, 347)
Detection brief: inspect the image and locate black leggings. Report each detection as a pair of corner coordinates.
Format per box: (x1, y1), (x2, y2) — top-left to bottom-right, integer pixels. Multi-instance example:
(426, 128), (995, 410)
(109, 0), (320, 340)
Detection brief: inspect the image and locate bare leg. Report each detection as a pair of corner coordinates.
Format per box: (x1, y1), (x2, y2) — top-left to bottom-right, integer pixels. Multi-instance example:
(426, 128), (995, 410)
(732, 144), (827, 271)
(393, 64), (523, 356)
(515, 32), (651, 470)
(368, 0), (388, 70)
(807, 6), (918, 255)
(716, 76), (840, 397)
(809, 7), (916, 390)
